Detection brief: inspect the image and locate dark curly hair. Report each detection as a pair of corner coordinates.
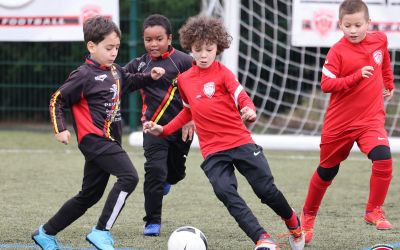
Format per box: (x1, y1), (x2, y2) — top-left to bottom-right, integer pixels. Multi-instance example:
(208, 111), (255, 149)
(179, 15), (232, 55)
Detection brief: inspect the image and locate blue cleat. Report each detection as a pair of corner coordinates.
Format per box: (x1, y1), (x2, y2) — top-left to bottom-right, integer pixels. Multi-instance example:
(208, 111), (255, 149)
(31, 225), (60, 250)
(86, 226), (115, 250)
(143, 223), (161, 236)
(163, 183), (171, 196)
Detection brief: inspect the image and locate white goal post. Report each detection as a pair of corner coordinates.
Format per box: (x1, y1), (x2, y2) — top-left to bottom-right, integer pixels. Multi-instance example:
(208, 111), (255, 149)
(130, 0), (400, 152)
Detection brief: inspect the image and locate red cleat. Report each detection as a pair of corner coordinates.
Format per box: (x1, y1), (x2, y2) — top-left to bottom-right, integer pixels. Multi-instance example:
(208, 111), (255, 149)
(301, 211), (316, 244)
(364, 207), (393, 230)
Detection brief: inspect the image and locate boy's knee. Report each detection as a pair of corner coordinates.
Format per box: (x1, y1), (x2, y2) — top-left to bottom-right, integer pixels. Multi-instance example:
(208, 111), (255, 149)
(317, 165), (339, 181)
(121, 173), (139, 194)
(369, 145), (391, 161)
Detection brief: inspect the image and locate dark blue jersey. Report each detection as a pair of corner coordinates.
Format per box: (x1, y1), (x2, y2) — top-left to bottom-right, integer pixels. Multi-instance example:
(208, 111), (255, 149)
(124, 48), (193, 126)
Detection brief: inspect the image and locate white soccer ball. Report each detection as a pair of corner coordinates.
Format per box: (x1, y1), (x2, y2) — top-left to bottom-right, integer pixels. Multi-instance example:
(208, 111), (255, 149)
(168, 226), (208, 250)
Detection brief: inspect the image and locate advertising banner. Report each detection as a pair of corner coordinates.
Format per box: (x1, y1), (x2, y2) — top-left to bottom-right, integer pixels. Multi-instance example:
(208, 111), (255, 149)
(0, 0), (119, 41)
(292, 0), (400, 48)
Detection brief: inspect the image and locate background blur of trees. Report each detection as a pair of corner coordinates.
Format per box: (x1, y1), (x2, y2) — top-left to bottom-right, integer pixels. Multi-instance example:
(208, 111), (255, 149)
(0, 0), (200, 130)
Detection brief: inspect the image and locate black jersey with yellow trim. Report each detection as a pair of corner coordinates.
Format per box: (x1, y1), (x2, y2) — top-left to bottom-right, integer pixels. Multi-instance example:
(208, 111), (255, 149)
(124, 47), (193, 126)
(50, 56), (152, 160)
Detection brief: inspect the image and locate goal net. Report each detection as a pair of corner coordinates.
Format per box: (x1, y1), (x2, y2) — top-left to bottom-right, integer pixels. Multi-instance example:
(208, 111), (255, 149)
(205, 0), (400, 150)
(130, 0), (400, 151)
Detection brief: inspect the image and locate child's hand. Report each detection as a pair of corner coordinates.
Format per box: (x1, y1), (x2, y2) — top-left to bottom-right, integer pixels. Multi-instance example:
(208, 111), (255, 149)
(240, 106), (256, 123)
(383, 89), (394, 101)
(143, 121), (163, 136)
(182, 120), (195, 141)
(361, 66), (374, 78)
(55, 130), (71, 145)
(150, 67), (165, 80)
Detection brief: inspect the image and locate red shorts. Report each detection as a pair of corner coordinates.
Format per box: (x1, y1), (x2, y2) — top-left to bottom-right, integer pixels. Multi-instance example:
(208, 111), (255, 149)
(319, 127), (390, 168)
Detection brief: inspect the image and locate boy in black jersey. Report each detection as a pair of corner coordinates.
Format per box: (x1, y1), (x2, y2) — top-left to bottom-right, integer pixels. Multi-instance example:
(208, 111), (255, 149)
(124, 14), (194, 236)
(31, 16), (164, 250)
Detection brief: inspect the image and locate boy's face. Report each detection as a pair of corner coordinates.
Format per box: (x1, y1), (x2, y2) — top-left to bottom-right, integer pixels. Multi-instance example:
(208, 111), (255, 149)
(191, 42), (217, 69)
(87, 31), (120, 67)
(339, 11), (370, 44)
(143, 25), (172, 58)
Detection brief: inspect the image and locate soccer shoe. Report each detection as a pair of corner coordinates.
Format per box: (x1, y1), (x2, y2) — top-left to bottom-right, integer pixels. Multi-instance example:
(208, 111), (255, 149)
(143, 223), (161, 236)
(364, 207), (393, 230)
(163, 183), (171, 196)
(301, 211), (316, 244)
(254, 238), (281, 250)
(31, 225), (61, 250)
(86, 226), (115, 250)
(288, 226), (305, 250)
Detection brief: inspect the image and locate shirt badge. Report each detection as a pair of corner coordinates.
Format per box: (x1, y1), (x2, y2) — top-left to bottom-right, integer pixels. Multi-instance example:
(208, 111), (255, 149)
(203, 82), (215, 98)
(95, 74), (107, 81)
(138, 61), (146, 71)
(373, 50), (382, 65)
(110, 84), (118, 99)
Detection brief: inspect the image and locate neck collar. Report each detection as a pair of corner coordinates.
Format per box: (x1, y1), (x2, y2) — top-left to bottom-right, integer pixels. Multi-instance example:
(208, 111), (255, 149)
(85, 55), (111, 70)
(150, 46), (175, 61)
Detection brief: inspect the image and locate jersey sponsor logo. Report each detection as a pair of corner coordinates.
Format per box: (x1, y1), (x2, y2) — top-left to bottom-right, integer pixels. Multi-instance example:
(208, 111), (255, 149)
(95, 74), (107, 81)
(138, 61), (146, 72)
(110, 84), (118, 99)
(373, 50), (383, 65)
(378, 137), (386, 140)
(203, 82), (215, 98)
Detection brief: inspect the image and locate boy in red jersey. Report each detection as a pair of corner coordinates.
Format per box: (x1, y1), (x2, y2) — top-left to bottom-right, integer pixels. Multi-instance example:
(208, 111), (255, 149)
(301, 0), (395, 245)
(32, 16), (164, 250)
(144, 15), (305, 250)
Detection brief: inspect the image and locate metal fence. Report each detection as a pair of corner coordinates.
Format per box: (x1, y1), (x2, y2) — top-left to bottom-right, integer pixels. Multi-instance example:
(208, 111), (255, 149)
(0, 0), (199, 130)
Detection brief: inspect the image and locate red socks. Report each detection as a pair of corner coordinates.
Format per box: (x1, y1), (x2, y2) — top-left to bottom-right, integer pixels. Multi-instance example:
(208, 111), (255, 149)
(366, 159), (392, 212)
(283, 209), (299, 229)
(303, 171), (332, 216)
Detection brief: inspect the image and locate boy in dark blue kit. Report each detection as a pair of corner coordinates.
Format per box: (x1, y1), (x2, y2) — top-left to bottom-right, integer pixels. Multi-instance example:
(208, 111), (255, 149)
(31, 16), (164, 250)
(124, 14), (194, 236)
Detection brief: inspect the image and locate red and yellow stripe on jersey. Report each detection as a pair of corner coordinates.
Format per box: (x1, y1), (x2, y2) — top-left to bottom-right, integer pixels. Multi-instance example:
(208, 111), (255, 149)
(49, 90), (63, 134)
(102, 66), (120, 141)
(149, 78), (178, 123)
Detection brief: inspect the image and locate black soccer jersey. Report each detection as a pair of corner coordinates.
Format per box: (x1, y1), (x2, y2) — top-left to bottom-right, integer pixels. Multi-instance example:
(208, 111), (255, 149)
(50, 56), (152, 160)
(124, 47), (193, 126)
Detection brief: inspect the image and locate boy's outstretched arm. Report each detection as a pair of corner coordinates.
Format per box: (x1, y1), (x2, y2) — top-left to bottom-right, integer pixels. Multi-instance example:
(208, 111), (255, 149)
(55, 130), (71, 145)
(150, 67), (165, 80)
(143, 121), (163, 136)
(182, 120), (195, 141)
(240, 106), (256, 123)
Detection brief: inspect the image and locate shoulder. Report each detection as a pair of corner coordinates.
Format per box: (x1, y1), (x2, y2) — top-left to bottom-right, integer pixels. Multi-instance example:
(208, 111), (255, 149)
(125, 54), (148, 72)
(171, 49), (193, 64)
(68, 64), (90, 79)
(216, 61), (235, 77)
(366, 31), (387, 43)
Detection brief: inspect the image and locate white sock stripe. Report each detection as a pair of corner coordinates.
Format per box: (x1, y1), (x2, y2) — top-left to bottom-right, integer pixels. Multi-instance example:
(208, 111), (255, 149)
(105, 191), (128, 230)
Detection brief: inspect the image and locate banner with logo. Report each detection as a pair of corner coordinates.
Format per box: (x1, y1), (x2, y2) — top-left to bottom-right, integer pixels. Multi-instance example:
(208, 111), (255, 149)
(292, 0), (400, 48)
(0, 0), (119, 41)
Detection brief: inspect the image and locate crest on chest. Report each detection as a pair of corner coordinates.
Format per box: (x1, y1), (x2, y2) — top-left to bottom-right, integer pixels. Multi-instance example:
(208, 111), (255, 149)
(373, 50), (383, 65)
(203, 82), (215, 98)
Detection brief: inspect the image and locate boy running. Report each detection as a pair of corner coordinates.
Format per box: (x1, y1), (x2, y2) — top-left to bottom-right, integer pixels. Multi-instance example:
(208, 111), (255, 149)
(144, 15), (305, 250)
(124, 14), (194, 237)
(32, 15), (164, 250)
(301, 0), (395, 244)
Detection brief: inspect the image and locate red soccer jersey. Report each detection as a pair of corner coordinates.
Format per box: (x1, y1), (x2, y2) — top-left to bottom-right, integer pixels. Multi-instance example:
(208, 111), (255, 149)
(162, 61), (256, 158)
(321, 31), (394, 135)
